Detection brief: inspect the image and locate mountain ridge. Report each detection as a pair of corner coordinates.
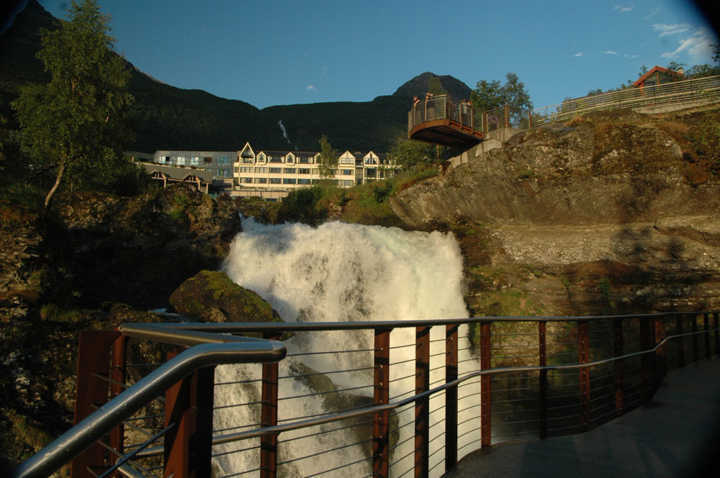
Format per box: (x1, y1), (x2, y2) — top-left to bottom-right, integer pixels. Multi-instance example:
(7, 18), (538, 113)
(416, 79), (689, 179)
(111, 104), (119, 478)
(0, 1), (474, 152)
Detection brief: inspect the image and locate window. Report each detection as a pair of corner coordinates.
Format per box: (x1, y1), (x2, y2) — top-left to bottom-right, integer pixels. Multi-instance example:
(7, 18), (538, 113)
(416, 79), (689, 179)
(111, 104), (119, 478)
(242, 177), (253, 183)
(283, 178), (296, 184)
(298, 156), (310, 164)
(298, 168), (311, 175)
(269, 168), (281, 174)
(157, 156), (169, 164)
(255, 167), (268, 173)
(366, 168), (376, 178)
(270, 178), (281, 184)
(218, 156), (229, 164)
(284, 168), (296, 174)
(285, 155), (294, 164)
(239, 166), (253, 173)
(269, 155), (282, 163)
(176, 156), (186, 165)
(190, 156), (200, 166)
(257, 178), (267, 184)
(203, 157), (212, 164)
(298, 178), (311, 185)
(234, 166), (239, 173)
(340, 157), (354, 165)
(341, 169), (352, 176)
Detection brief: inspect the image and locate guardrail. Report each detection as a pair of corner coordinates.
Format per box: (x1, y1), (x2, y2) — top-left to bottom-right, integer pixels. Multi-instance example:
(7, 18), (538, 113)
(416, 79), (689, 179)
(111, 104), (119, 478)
(12, 312), (720, 478)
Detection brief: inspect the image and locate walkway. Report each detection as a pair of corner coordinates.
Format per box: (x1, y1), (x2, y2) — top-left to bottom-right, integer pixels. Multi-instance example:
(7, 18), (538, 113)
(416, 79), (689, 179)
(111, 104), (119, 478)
(445, 358), (720, 478)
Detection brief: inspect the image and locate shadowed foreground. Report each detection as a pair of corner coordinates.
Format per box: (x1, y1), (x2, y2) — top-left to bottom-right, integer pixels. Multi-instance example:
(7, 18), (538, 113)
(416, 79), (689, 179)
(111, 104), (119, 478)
(445, 358), (720, 478)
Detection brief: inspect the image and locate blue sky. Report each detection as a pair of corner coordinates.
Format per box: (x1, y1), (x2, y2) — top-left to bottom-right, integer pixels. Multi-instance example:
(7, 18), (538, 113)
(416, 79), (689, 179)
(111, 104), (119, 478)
(39, 0), (717, 110)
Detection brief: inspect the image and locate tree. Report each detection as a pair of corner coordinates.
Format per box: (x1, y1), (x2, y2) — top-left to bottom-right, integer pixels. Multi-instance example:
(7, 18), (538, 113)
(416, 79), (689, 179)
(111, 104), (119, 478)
(471, 72), (532, 124)
(390, 136), (435, 168)
(11, 0), (133, 208)
(317, 134), (338, 178)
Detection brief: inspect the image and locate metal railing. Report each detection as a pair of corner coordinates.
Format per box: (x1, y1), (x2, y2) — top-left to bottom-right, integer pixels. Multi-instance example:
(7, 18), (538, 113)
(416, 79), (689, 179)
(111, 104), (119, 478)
(13, 311), (720, 478)
(407, 75), (720, 146)
(533, 75), (720, 126)
(408, 95), (479, 135)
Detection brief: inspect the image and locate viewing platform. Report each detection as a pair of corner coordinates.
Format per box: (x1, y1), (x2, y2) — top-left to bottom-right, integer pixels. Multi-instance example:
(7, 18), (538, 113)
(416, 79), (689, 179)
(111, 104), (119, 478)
(408, 94), (485, 148)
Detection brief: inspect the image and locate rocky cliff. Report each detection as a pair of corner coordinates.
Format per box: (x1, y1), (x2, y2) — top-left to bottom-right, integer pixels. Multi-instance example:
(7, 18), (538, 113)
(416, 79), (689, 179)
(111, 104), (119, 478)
(391, 107), (720, 315)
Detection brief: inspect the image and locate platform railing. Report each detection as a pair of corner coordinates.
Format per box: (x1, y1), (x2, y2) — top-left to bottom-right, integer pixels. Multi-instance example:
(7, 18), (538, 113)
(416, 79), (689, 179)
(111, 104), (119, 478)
(12, 312), (720, 478)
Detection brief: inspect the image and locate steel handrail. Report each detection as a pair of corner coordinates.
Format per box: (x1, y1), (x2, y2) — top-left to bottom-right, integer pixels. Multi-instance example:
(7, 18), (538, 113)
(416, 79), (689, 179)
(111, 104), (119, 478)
(209, 326), (717, 446)
(12, 333), (286, 478)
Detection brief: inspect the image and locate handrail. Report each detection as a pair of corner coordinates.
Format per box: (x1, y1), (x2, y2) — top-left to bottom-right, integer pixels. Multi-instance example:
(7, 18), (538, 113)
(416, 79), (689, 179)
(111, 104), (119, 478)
(12, 332), (286, 478)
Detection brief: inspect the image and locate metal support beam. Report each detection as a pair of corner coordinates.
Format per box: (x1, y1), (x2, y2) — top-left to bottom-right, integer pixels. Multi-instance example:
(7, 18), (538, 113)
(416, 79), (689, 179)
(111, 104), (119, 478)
(72, 330), (121, 478)
(480, 323), (492, 448)
(613, 318), (624, 415)
(373, 328), (391, 478)
(110, 335), (127, 458)
(261, 333), (281, 478)
(415, 327), (430, 478)
(163, 348), (215, 478)
(538, 322), (547, 438)
(445, 325), (458, 471)
(676, 316), (685, 367)
(577, 320), (591, 429)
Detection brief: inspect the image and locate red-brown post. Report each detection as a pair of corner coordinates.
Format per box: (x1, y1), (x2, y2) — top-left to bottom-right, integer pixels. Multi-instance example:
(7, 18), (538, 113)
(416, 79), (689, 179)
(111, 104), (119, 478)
(109, 335), (127, 458)
(415, 327), (430, 478)
(373, 328), (391, 478)
(654, 318), (666, 386)
(261, 332), (281, 478)
(480, 322), (492, 448)
(445, 324), (458, 472)
(503, 104), (510, 128)
(692, 313), (699, 363)
(676, 316), (685, 367)
(163, 348), (215, 478)
(715, 312), (720, 356)
(704, 313), (711, 359)
(577, 321), (591, 429)
(482, 112), (488, 135)
(613, 318), (624, 415)
(538, 321), (547, 439)
(71, 330), (121, 478)
(528, 110), (534, 129)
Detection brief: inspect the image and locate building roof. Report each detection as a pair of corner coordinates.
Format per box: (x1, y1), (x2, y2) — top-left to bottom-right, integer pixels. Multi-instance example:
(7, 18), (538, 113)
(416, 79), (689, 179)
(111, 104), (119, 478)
(633, 66), (683, 87)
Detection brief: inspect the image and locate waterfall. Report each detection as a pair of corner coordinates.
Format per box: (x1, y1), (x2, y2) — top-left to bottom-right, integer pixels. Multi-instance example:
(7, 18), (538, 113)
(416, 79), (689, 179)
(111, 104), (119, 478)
(212, 219), (479, 477)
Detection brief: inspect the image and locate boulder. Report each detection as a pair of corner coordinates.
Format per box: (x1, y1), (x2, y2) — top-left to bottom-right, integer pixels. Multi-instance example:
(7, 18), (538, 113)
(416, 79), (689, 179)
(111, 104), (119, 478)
(169, 270), (281, 322)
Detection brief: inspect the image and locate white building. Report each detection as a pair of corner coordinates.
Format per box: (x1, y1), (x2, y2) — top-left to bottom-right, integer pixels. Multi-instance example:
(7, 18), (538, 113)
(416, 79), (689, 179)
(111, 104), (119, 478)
(231, 142), (400, 200)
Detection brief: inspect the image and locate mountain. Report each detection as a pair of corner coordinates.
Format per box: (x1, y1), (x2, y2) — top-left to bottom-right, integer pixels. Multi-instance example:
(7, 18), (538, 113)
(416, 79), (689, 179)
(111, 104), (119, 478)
(0, 1), (474, 153)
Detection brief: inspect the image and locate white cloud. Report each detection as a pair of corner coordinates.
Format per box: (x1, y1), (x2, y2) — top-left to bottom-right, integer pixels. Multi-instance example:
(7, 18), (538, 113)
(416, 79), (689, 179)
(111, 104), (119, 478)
(306, 84), (317, 91)
(624, 53), (639, 59)
(573, 52), (583, 57)
(661, 27), (715, 61)
(603, 50), (618, 55)
(643, 7), (660, 20)
(614, 5), (633, 13)
(652, 23), (691, 37)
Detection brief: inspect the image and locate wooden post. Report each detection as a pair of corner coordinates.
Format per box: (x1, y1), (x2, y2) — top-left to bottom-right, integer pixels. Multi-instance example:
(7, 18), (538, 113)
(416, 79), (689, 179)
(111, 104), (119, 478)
(692, 313), (699, 363)
(164, 348), (215, 478)
(538, 322), (547, 439)
(109, 335), (127, 458)
(445, 325), (458, 472)
(528, 109), (534, 129)
(676, 316), (685, 367)
(373, 328), (391, 478)
(480, 322), (492, 448)
(503, 104), (510, 128)
(71, 330), (121, 478)
(613, 318), (624, 415)
(261, 333), (281, 478)
(715, 312), (720, 356)
(482, 112), (488, 135)
(640, 319), (653, 402)
(654, 318), (666, 387)
(704, 313), (711, 359)
(415, 327), (430, 478)
(577, 321), (591, 429)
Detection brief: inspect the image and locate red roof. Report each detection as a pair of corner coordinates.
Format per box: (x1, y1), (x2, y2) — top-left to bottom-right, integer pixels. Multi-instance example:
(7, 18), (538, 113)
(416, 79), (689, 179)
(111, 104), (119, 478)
(633, 66), (683, 87)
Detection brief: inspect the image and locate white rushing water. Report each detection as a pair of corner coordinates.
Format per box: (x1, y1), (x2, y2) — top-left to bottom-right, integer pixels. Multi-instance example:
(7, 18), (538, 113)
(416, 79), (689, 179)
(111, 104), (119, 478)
(212, 219), (481, 477)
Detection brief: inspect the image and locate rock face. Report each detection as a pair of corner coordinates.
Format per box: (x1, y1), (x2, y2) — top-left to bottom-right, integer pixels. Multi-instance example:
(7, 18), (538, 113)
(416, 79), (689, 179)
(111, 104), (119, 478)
(54, 185), (243, 308)
(391, 108), (720, 315)
(169, 270), (282, 322)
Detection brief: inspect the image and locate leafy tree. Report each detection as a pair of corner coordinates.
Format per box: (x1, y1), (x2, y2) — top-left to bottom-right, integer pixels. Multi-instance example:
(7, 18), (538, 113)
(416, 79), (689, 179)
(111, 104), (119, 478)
(11, 0), (133, 208)
(390, 136), (435, 168)
(317, 134), (338, 178)
(471, 72), (532, 123)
